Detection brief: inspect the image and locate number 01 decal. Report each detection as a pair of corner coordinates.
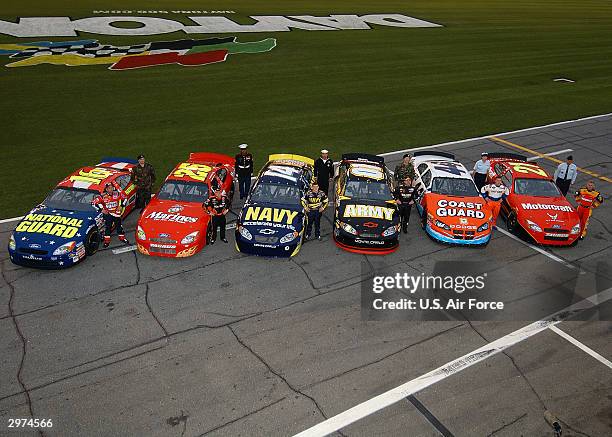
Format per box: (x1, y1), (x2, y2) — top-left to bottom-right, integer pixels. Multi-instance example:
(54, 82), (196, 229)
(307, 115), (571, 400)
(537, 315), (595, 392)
(508, 162), (548, 177)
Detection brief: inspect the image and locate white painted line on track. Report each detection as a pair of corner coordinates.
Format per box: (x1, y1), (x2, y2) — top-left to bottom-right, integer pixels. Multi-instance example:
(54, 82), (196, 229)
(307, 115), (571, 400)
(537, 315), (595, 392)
(293, 286), (612, 437)
(549, 325), (612, 370)
(527, 149), (573, 161)
(3, 113), (611, 223)
(112, 245), (137, 254)
(553, 78), (575, 83)
(0, 216), (23, 224)
(495, 227), (580, 272)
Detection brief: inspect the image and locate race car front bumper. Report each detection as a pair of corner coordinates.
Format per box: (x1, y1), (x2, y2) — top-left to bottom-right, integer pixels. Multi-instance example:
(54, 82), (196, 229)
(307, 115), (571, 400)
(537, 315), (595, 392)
(333, 227), (399, 255)
(235, 230), (302, 258)
(8, 246), (85, 269)
(425, 224), (491, 246)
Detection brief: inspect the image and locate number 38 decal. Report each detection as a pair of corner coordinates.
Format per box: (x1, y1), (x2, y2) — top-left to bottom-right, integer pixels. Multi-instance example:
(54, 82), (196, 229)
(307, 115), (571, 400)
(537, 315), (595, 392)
(173, 163), (212, 182)
(508, 162), (548, 177)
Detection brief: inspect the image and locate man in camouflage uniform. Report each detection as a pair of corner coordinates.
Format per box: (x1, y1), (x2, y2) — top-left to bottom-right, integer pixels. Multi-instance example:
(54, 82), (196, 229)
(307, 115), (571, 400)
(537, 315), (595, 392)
(394, 153), (415, 184)
(131, 154), (156, 211)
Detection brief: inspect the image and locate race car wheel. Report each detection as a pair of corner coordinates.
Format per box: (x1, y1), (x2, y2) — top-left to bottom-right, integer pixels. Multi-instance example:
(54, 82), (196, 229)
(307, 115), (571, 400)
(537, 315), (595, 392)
(85, 228), (101, 256)
(506, 212), (519, 233)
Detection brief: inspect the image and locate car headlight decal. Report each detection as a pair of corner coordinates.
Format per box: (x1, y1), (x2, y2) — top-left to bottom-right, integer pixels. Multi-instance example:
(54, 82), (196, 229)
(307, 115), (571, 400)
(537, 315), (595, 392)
(239, 226), (253, 240)
(571, 224), (581, 234)
(137, 225), (146, 241)
(339, 221), (358, 235)
(435, 220), (451, 231)
(477, 222), (489, 232)
(526, 219), (542, 232)
(9, 234), (16, 250)
(382, 225), (397, 237)
(53, 241), (76, 256)
(181, 231), (199, 245)
(280, 231), (299, 244)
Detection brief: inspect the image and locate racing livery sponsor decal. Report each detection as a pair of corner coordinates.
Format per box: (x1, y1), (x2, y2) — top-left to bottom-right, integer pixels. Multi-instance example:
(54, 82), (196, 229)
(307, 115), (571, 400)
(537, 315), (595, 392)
(243, 207), (298, 225)
(145, 211), (198, 223)
(68, 167), (115, 185)
(435, 199), (485, 219)
(15, 214), (83, 238)
(343, 205), (395, 220)
(0, 36), (276, 70)
(521, 203), (573, 212)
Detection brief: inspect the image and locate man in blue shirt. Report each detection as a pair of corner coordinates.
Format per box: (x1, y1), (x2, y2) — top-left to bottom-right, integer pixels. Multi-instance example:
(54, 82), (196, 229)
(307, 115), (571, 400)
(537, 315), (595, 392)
(471, 152), (490, 190)
(553, 155), (577, 196)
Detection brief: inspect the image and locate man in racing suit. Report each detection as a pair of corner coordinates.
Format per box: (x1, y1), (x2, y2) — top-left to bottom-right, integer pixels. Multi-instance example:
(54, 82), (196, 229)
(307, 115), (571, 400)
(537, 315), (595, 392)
(93, 182), (129, 248)
(574, 181), (604, 239)
(302, 181), (329, 240)
(481, 177), (509, 229)
(394, 176), (416, 233)
(204, 190), (230, 243)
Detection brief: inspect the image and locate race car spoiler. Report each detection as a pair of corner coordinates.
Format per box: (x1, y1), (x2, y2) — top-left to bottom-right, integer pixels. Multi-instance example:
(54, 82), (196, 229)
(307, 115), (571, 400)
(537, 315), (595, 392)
(486, 152), (527, 162)
(413, 151), (455, 160)
(341, 153), (384, 164)
(97, 156), (138, 170)
(189, 152), (234, 166)
(268, 154), (314, 167)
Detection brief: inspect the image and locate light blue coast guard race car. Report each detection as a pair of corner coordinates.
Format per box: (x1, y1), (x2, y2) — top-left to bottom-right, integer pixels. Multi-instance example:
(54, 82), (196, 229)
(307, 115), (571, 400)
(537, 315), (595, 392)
(235, 154), (314, 257)
(8, 158), (137, 268)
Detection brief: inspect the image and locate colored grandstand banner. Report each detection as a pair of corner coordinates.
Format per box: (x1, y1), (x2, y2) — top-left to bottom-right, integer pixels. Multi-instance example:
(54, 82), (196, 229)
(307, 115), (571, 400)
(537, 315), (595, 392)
(0, 37), (276, 70)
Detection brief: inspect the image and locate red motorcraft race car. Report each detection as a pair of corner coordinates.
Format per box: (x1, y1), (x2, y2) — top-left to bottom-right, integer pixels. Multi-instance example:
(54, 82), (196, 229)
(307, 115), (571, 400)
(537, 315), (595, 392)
(136, 153), (235, 257)
(486, 153), (581, 245)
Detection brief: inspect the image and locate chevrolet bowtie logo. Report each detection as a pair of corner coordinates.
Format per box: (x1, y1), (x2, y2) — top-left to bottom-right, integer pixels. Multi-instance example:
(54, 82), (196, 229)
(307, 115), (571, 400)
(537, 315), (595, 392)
(363, 222), (379, 228)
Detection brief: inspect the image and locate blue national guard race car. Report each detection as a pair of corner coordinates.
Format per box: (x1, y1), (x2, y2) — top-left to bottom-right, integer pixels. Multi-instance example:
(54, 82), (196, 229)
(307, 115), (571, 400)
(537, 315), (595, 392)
(235, 154), (314, 257)
(8, 158), (138, 268)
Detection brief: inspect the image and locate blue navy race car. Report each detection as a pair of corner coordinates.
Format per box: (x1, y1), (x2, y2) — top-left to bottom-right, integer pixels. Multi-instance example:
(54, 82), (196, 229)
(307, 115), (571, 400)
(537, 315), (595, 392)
(8, 158), (138, 268)
(235, 154), (314, 257)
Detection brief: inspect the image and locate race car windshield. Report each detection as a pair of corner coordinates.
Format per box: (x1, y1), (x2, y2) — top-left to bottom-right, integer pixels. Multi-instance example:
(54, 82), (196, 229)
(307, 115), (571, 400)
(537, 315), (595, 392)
(43, 187), (98, 212)
(344, 180), (392, 201)
(514, 178), (560, 197)
(157, 181), (209, 203)
(431, 177), (480, 197)
(250, 183), (302, 206)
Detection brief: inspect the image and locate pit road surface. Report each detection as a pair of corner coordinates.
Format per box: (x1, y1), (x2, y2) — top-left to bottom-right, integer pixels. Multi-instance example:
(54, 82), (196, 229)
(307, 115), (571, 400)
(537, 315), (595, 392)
(1, 115), (611, 436)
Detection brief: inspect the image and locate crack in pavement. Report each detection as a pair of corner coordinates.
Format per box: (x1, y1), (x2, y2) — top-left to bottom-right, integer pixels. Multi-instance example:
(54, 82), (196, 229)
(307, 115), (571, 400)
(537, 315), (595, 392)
(301, 323), (465, 391)
(1, 262), (44, 437)
(466, 320), (547, 410)
(486, 412), (527, 436)
(226, 325), (347, 436)
(197, 397), (287, 436)
(290, 259), (321, 294)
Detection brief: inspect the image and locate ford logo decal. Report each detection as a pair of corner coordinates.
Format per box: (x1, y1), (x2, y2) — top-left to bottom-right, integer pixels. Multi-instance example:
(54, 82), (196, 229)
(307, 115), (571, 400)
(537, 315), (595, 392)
(29, 243), (41, 249)
(159, 233), (170, 238)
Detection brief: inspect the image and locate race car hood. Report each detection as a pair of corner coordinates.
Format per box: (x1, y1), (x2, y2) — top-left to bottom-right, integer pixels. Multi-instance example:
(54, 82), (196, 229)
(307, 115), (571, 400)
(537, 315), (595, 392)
(139, 199), (209, 239)
(426, 193), (491, 226)
(12, 205), (98, 248)
(336, 198), (399, 232)
(239, 202), (305, 234)
(512, 195), (579, 228)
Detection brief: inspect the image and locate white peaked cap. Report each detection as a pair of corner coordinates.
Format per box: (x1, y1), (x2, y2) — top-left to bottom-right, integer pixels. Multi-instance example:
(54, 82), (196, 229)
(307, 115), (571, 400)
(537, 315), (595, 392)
(321, 149), (329, 154)
(239, 144), (248, 149)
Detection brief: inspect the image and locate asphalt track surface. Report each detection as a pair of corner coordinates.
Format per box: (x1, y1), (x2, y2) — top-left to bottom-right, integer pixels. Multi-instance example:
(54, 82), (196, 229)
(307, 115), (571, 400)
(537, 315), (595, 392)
(1, 115), (611, 437)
